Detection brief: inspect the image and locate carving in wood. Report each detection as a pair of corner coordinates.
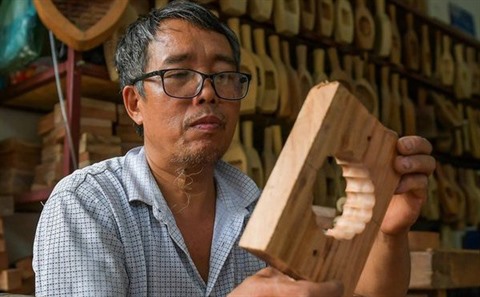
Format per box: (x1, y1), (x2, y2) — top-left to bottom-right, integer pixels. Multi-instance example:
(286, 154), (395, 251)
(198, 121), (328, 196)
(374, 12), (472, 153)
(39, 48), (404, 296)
(239, 82), (400, 296)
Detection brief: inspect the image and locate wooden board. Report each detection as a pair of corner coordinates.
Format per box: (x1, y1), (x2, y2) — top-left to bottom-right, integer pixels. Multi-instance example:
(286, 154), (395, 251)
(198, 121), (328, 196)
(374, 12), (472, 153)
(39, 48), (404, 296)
(33, 0), (128, 51)
(240, 82), (400, 296)
(410, 249), (480, 289)
(408, 231), (440, 251)
(388, 4), (402, 66)
(0, 269), (22, 291)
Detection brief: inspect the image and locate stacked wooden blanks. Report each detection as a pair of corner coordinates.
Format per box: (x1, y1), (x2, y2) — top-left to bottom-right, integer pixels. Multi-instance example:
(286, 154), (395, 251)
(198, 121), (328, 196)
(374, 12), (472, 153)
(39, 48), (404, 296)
(0, 139), (40, 209)
(33, 97), (118, 189)
(0, 218), (22, 293)
(240, 82), (400, 296)
(78, 133), (122, 168)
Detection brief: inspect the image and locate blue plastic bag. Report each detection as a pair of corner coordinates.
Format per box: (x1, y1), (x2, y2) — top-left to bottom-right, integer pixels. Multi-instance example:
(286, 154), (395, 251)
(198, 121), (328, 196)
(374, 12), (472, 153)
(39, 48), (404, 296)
(0, 0), (46, 74)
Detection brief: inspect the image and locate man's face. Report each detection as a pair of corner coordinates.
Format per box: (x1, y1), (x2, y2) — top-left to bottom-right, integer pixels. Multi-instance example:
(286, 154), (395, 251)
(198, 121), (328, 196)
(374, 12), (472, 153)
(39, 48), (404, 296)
(136, 19), (240, 168)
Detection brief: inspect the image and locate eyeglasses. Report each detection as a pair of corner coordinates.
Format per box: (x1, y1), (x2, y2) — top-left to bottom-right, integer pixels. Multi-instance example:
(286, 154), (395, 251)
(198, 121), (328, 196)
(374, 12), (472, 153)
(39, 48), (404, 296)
(131, 68), (251, 101)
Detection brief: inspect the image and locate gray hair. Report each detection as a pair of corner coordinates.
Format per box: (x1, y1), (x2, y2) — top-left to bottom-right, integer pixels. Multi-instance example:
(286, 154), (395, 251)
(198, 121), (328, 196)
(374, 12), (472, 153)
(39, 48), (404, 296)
(115, 0), (241, 97)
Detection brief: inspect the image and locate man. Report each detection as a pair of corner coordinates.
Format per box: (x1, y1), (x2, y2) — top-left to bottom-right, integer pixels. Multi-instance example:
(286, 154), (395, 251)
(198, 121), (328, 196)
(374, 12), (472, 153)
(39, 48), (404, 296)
(33, 1), (436, 296)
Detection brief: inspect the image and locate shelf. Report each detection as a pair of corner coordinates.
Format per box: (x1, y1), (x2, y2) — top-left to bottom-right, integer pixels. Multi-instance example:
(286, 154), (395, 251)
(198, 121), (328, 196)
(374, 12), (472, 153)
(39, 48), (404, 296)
(410, 249), (480, 289)
(0, 62), (122, 112)
(389, 0), (480, 49)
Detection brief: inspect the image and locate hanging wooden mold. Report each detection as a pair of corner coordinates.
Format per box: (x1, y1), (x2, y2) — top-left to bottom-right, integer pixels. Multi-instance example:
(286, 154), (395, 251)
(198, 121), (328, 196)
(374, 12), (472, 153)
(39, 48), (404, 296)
(239, 81), (400, 296)
(33, 0), (128, 51)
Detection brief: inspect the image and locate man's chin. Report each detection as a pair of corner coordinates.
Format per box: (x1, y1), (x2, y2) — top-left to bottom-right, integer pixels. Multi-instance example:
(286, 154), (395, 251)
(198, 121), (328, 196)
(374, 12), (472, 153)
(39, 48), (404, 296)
(171, 147), (225, 168)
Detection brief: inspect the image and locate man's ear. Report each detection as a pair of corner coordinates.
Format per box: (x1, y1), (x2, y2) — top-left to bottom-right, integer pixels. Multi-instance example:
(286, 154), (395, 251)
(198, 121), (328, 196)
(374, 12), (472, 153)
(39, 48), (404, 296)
(123, 85), (143, 126)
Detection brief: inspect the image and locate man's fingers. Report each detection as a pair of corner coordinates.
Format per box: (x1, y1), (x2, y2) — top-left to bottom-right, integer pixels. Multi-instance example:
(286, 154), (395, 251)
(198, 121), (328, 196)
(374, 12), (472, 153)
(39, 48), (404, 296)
(394, 174), (429, 195)
(397, 136), (433, 155)
(395, 154), (436, 175)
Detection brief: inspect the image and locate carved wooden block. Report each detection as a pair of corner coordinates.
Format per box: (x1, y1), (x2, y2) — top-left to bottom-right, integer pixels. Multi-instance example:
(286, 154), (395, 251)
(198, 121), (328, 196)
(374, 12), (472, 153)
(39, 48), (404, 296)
(239, 82), (400, 296)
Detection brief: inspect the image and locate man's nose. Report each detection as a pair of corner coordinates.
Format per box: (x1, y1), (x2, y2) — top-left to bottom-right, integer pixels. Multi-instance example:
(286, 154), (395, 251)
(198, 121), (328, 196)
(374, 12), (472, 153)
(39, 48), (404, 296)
(192, 79), (218, 105)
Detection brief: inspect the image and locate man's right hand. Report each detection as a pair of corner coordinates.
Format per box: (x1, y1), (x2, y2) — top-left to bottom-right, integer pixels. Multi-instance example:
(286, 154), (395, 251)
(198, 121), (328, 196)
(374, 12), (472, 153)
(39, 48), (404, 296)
(228, 267), (344, 296)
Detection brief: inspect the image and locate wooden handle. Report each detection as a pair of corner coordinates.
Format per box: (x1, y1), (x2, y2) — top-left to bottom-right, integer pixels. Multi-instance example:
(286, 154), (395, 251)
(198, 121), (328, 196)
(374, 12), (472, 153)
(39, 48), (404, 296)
(281, 40), (292, 66)
(268, 34), (282, 62)
(388, 4), (396, 20)
(227, 18), (242, 41)
(296, 44), (308, 69)
(353, 56), (364, 80)
(327, 47), (341, 70)
(375, 0), (385, 13)
(313, 49), (326, 74)
(343, 55), (353, 78)
(242, 121), (254, 148)
(253, 28), (267, 55)
(240, 24), (254, 51)
(271, 125), (283, 157)
(355, 0), (366, 8)
(406, 13), (414, 29)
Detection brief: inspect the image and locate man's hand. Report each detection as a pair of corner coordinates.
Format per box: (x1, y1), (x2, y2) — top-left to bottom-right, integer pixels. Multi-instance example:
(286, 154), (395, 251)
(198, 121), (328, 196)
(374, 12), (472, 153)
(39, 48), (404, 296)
(381, 136), (436, 235)
(228, 267), (343, 297)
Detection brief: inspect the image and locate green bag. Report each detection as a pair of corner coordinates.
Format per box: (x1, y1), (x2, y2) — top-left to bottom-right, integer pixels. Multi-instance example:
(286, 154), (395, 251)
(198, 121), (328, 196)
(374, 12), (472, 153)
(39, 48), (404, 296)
(0, 0), (47, 74)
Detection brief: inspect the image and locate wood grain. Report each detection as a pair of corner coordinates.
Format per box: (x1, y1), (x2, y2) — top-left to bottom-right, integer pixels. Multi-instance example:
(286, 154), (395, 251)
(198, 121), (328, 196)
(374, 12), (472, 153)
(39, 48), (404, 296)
(240, 82), (399, 296)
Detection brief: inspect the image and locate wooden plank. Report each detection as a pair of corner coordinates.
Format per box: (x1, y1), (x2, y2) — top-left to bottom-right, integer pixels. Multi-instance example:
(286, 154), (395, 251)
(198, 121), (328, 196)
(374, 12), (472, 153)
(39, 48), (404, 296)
(410, 249), (480, 289)
(240, 82), (400, 296)
(0, 268), (23, 291)
(14, 257), (34, 280)
(408, 231), (440, 251)
(0, 251), (8, 271)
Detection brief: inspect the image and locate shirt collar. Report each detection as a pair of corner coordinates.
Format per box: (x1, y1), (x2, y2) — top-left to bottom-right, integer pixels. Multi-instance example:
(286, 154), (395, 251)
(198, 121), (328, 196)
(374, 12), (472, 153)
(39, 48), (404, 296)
(122, 146), (260, 215)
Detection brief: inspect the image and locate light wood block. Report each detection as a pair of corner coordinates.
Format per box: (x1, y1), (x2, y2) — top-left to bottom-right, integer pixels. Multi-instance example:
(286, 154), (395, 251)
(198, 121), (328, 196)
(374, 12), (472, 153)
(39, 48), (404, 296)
(0, 268), (23, 291)
(408, 231), (440, 251)
(0, 251), (8, 270)
(410, 249), (480, 289)
(240, 82), (400, 296)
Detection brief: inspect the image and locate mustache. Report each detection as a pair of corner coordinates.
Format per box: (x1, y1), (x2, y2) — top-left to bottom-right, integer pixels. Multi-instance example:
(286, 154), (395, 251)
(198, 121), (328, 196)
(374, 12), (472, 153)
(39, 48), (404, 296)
(183, 107), (228, 128)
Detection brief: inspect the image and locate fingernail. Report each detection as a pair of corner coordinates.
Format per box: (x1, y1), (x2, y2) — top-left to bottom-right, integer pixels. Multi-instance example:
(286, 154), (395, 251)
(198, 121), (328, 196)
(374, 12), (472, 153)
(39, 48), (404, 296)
(402, 138), (413, 151)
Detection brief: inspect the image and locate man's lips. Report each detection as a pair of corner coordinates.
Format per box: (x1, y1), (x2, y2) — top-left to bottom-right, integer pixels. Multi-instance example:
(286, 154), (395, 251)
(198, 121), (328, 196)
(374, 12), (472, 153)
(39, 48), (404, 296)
(189, 115), (224, 129)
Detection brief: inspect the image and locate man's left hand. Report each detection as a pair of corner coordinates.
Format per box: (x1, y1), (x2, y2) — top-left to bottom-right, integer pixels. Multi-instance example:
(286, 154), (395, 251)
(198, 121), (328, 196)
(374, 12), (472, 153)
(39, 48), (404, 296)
(381, 136), (436, 235)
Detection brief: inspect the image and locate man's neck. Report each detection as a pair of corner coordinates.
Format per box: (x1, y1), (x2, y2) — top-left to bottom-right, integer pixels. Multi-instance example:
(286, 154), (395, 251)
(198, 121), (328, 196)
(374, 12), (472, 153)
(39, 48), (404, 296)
(148, 157), (218, 216)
